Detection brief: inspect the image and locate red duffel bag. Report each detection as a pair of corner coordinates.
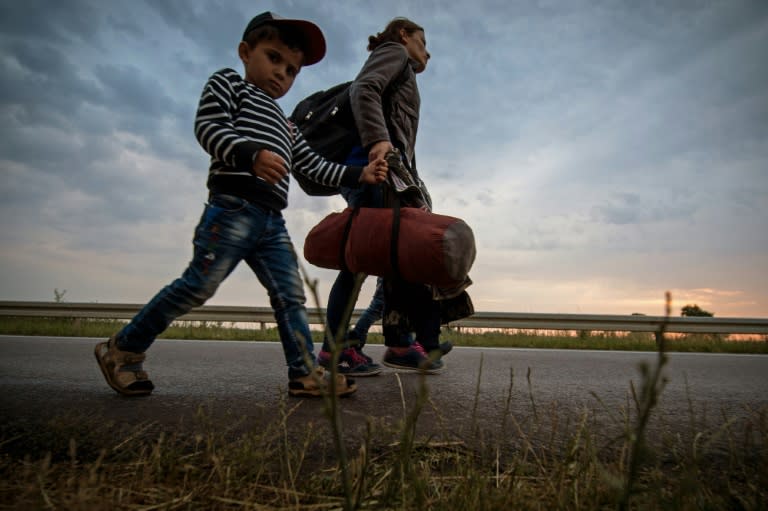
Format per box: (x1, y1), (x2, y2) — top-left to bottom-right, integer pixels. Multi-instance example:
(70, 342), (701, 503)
(304, 206), (476, 288)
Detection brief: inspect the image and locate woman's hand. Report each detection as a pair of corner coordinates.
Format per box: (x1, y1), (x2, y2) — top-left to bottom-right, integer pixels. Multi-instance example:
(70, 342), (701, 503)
(360, 156), (388, 184)
(368, 140), (394, 163)
(251, 150), (288, 184)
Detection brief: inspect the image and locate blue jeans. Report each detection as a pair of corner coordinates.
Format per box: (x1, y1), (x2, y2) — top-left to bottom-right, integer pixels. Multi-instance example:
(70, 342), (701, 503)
(117, 194), (315, 378)
(350, 278), (385, 345)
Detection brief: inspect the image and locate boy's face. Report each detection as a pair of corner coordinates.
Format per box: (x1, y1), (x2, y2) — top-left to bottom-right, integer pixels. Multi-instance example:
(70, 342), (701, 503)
(238, 37), (303, 99)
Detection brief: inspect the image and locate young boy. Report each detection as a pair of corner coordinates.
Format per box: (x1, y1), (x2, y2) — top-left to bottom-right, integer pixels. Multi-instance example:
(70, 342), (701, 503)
(95, 12), (388, 398)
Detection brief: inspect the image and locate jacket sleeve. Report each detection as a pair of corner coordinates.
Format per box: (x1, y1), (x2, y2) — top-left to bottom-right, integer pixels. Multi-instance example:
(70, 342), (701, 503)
(194, 68), (264, 173)
(349, 43), (411, 150)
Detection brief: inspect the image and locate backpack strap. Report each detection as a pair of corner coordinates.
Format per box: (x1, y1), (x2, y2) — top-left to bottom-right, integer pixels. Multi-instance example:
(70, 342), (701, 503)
(389, 194), (403, 281)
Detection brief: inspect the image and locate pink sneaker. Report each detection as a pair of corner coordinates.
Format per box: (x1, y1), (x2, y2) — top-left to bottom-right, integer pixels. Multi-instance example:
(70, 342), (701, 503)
(318, 348), (382, 377)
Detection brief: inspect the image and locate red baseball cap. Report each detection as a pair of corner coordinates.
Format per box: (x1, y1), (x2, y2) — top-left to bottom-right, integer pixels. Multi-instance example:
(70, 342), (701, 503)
(242, 12), (326, 66)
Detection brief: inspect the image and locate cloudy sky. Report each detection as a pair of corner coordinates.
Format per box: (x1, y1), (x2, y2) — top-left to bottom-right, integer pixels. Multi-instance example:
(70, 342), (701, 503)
(1, 0), (766, 318)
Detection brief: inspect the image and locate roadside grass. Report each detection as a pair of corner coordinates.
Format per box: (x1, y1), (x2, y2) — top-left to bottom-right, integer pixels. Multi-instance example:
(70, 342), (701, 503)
(1, 317), (767, 353)
(1, 360), (766, 509)
(2, 292), (767, 509)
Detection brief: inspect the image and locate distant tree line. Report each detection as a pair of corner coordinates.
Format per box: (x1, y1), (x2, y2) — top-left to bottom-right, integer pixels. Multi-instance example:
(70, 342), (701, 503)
(681, 304), (713, 317)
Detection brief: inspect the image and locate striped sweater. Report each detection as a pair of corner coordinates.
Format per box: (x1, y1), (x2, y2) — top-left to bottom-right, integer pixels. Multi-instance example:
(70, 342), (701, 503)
(194, 68), (363, 211)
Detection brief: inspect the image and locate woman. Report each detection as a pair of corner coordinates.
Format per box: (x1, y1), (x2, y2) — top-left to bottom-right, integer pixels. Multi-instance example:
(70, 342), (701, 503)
(317, 17), (457, 375)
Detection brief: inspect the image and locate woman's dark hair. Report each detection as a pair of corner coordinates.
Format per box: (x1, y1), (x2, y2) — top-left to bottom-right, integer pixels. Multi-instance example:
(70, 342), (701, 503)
(244, 24), (308, 56)
(367, 17), (424, 51)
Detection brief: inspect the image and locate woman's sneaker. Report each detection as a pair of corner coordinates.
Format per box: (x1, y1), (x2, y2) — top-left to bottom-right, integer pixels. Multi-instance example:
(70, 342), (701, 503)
(94, 335), (154, 396)
(382, 342), (444, 374)
(354, 346), (375, 364)
(318, 348), (382, 377)
(346, 331), (376, 364)
(288, 367), (357, 398)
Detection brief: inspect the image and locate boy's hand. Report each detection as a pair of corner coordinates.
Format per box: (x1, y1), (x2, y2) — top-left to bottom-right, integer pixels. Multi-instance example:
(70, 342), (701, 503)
(252, 150), (288, 184)
(360, 157), (388, 184)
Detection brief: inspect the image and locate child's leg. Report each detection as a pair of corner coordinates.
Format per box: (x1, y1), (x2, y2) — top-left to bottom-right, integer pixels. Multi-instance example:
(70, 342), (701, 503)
(244, 212), (315, 378)
(323, 270), (363, 352)
(350, 277), (385, 346)
(381, 278), (415, 348)
(117, 195), (254, 353)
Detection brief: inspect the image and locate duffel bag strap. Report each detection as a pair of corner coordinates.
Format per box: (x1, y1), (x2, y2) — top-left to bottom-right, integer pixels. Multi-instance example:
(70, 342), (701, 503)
(390, 195), (402, 281)
(339, 207), (360, 273)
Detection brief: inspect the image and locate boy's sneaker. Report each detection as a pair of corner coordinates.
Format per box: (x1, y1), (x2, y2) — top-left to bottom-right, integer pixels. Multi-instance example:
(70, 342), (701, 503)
(94, 335), (154, 396)
(318, 348), (382, 377)
(288, 367), (357, 398)
(382, 342), (444, 374)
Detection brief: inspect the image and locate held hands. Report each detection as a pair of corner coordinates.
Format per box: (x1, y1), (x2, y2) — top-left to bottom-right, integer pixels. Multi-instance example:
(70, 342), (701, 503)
(252, 150), (288, 185)
(368, 140), (394, 163)
(253, 148), (386, 186)
(363, 140), (393, 184)
(360, 156), (388, 184)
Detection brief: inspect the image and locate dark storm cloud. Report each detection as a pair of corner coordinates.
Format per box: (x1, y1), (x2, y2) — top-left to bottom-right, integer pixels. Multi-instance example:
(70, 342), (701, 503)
(0, 40), (105, 132)
(0, 0), (101, 44)
(144, 0), (246, 69)
(0, 0), (203, 190)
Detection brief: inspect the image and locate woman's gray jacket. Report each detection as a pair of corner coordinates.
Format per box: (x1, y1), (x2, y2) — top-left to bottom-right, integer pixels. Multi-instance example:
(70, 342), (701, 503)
(349, 42), (420, 168)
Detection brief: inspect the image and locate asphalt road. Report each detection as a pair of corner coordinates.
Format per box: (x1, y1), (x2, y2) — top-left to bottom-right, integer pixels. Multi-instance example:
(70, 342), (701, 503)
(1, 335), (767, 453)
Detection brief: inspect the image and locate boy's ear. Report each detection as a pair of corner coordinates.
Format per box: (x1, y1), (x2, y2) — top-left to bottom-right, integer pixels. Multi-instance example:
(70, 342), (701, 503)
(238, 41), (250, 63)
(399, 28), (408, 44)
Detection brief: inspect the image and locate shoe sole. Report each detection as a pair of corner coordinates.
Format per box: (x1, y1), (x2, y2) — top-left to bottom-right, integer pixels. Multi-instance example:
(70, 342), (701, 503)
(346, 367), (382, 377)
(382, 360), (444, 375)
(94, 342), (154, 396)
(318, 360), (383, 377)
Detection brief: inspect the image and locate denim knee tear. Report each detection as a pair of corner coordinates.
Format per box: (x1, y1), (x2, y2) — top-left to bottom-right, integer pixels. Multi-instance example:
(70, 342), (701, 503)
(202, 224), (221, 275)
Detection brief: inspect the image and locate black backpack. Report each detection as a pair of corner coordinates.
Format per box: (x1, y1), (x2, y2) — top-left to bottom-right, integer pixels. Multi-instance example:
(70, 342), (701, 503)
(289, 64), (410, 196)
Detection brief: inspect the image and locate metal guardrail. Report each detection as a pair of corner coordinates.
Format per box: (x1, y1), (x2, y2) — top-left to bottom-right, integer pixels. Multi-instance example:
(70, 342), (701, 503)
(1, 301), (767, 335)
